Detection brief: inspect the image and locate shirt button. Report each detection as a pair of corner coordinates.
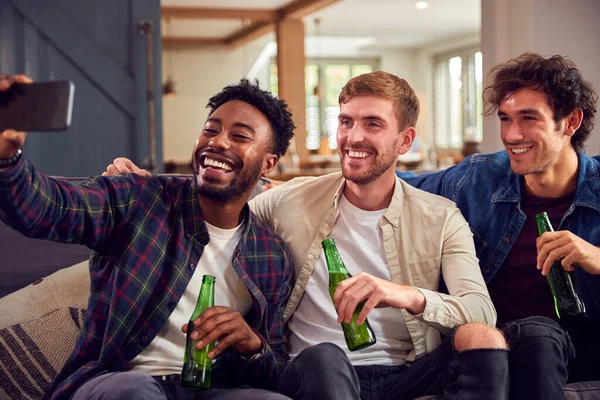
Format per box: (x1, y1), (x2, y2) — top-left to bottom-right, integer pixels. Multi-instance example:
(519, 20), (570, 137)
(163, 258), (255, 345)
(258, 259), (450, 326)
(504, 236), (511, 243)
(142, 335), (149, 342)
(189, 263), (196, 270)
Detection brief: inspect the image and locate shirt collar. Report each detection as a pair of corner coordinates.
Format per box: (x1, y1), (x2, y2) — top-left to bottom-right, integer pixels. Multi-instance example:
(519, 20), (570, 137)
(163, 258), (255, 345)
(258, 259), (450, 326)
(331, 173), (403, 228)
(493, 152), (600, 213)
(182, 180), (209, 245)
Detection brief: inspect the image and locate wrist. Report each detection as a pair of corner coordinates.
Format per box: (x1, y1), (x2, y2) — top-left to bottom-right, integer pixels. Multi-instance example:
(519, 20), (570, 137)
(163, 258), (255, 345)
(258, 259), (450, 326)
(238, 336), (266, 361)
(0, 148), (23, 167)
(405, 286), (426, 314)
(239, 336), (263, 355)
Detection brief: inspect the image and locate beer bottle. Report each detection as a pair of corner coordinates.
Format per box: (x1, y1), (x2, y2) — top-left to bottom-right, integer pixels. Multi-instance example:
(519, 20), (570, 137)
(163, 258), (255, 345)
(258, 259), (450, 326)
(322, 238), (376, 351)
(181, 275), (216, 389)
(535, 212), (585, 318)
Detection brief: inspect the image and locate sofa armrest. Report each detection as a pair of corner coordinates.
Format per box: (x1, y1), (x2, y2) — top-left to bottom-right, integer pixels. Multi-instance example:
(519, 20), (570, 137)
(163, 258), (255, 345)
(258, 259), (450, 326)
(0, 261), (90, 329)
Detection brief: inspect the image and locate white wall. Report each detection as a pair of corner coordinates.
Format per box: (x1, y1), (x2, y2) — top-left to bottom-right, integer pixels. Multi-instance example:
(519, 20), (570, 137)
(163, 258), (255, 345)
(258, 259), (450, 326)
(161, 37), (270, 162)
(160, 33), (481, 163)
(481, 0), (600, 155)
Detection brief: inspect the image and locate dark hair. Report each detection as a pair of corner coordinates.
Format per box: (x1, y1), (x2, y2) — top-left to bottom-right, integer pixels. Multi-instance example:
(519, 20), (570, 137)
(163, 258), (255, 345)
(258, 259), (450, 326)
(206, 78), (295, 158)
(339, 71), (420, 130)
(483, 53), (598, 152)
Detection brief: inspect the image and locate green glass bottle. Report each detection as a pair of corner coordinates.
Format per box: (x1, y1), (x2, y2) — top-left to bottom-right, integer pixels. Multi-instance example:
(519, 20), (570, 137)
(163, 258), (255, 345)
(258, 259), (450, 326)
(322, 238), (377, 351)
(535, 212), (585, 318)
(181, 275), (216, 389)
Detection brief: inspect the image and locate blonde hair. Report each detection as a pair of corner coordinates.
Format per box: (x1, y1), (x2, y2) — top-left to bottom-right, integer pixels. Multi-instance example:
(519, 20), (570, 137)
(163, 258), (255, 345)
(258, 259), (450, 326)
(338, 71), (420, 130)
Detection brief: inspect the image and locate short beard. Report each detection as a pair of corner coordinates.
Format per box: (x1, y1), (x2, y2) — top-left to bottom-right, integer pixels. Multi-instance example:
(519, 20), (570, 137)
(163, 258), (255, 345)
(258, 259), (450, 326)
(341, 140), (399, 185)
(193, 157), (263, 204)
(343, 156), (395, 185)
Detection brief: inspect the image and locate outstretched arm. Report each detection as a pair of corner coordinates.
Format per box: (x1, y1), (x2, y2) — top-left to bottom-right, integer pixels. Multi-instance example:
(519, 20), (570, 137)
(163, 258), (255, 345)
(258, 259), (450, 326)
(0, 74), (144, 247)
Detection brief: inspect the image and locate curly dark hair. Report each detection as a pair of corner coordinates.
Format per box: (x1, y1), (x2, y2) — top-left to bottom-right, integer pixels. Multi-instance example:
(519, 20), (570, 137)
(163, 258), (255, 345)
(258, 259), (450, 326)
(483, 53), (598, 152)
(205, 78), (295, 158)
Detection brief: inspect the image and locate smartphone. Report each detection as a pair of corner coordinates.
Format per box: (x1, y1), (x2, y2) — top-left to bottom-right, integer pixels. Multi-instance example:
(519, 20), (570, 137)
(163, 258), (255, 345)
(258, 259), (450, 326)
(0, 80), (74, 131)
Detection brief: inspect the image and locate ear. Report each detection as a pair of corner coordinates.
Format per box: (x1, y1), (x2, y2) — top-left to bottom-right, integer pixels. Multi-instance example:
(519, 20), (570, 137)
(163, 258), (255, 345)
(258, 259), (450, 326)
(261, 154), (279, 177)
(397, 127), (416, 155)
(564, 108), (583, 137)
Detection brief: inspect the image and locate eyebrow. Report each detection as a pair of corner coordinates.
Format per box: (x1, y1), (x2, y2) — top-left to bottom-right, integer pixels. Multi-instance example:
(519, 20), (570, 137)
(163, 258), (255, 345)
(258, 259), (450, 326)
(338, 113), (386, 123)
(497, 109), (542, 117)
(206, 117), (256, 134)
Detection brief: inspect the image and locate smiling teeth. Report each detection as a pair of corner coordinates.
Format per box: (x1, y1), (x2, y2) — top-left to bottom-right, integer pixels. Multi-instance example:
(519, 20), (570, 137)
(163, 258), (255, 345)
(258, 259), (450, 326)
(348, 150), (369, 158)
(204, 157), (232, 171)
(512, 148), (530, 154)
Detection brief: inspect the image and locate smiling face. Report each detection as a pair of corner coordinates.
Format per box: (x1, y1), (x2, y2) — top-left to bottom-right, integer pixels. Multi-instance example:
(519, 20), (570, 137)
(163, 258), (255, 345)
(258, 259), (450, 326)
(499, 88), (573, 176)
(336, 95), (413, 185)
(191, 100), (277, 203)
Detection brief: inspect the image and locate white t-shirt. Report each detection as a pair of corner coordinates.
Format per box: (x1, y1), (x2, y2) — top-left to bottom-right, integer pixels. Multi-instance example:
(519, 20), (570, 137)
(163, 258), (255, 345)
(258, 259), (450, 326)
(288, 194), (413, 365)
(129, 221), (251, 376)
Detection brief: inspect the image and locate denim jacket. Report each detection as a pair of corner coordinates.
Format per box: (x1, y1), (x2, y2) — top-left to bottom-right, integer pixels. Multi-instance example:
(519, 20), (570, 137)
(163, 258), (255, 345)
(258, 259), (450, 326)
(398, 151), (600, 319)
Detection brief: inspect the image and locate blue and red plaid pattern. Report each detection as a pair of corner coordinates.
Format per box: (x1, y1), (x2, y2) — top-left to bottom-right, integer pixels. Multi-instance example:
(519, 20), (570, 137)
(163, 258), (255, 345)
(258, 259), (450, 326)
(0, 159), (294, 400)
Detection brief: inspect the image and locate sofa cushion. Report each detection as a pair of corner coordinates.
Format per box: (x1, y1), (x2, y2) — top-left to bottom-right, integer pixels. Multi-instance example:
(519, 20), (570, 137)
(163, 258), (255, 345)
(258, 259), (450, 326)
(0, 308), (85, 400)
(0, 261), (89, 400)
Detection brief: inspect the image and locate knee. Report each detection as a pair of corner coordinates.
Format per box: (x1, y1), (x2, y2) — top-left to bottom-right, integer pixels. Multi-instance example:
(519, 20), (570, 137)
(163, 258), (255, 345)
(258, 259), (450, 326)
(502, 316), (572, 357)
(504, 316), (562, 338)
(101, 372), (163, 399)
(454, 323), (508, 352)
(295, 342), (347, 364)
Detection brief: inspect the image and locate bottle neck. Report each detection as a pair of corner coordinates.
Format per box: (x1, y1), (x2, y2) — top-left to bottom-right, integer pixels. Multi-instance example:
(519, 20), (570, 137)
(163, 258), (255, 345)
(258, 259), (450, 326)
(191, 282), (215, 320)
(323, 246), (347, 274)
(535, 213), (554, 236)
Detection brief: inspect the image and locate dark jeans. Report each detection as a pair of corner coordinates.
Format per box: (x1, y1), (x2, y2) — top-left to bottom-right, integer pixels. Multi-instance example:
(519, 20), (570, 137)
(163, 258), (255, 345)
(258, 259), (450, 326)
(278, 317), (570, 400)
(72, 371), (291, 400)
(559, 315), (600, 383)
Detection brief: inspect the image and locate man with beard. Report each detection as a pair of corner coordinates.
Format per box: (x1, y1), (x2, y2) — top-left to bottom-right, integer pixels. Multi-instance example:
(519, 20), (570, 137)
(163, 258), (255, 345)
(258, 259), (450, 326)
(0, 76), (295, 400)
(249, 71), (570, 400)
(106, 71), (571, 399)
(397, 53), (600, 385)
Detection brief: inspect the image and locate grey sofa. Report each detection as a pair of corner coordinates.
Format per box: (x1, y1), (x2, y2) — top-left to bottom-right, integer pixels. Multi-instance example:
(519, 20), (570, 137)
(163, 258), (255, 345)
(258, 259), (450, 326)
(1, 175), (599, 400)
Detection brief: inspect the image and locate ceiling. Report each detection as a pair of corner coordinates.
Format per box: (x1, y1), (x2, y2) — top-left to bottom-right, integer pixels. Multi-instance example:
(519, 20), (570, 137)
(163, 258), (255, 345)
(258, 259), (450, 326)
(160, 0), (480, 50)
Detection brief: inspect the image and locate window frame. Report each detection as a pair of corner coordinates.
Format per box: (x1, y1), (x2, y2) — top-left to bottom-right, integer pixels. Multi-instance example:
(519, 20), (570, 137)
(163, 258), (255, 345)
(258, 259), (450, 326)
(433, 46), (482, 152)
(270, 57), (380, 151)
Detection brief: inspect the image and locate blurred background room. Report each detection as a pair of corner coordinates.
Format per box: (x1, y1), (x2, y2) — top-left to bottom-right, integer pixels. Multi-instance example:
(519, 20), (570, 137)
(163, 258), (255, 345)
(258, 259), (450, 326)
(0, 0), (599, 178)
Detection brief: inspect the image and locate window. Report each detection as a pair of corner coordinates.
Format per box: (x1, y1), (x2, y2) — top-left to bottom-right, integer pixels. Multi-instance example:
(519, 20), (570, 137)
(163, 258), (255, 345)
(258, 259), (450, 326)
(434, 49), (482, 149)
(270, 59), (379, 150)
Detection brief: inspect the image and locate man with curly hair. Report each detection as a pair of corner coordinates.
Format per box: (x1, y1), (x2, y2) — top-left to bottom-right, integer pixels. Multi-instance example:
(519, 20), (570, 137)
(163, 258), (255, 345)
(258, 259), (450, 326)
(400, 53), (600, 384)
(0, 77), (296, 400)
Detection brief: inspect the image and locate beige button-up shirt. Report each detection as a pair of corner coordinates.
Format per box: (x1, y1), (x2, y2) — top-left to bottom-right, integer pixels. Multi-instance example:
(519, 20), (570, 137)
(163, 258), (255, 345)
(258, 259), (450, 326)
(250, 172), (495, 360)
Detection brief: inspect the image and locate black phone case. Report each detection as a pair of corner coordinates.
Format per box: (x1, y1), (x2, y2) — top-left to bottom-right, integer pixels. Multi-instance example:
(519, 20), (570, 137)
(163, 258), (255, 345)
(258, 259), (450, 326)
(0, 80), (74, 131)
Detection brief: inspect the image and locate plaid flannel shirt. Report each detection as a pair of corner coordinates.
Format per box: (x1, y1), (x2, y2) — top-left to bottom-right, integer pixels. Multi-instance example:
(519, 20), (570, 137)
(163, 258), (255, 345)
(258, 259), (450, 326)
(0, 159), (294, 400)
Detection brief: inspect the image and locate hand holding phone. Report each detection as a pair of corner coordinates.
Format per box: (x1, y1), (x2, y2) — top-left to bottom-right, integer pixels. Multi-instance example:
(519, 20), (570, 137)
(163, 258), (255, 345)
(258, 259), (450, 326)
(0, 74), (31, 159)
(0, 75), (74, 133)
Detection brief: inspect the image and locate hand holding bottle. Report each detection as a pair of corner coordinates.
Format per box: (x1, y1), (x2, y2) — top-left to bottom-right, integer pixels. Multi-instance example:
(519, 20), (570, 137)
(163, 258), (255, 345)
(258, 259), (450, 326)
(536, 230), (600, 275)
(182, 306), (263, 359)
(333, 272), (426, 325)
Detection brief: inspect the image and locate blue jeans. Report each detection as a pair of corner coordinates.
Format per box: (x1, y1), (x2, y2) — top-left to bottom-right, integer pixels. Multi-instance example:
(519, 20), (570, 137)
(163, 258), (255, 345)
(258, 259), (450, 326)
(72, 371), (291, 400)
(278, 317), (570, 400)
